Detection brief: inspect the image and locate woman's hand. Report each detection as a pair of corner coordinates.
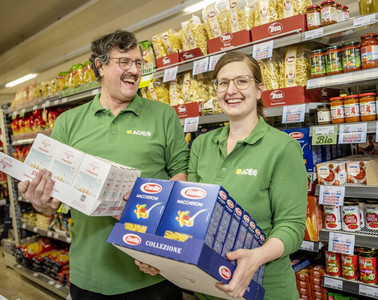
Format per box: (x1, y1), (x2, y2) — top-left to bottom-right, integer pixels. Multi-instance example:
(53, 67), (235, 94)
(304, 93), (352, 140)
(135, 260), (160, 276)
(216, 248), (264, 298)
(18, 169), (60, 216)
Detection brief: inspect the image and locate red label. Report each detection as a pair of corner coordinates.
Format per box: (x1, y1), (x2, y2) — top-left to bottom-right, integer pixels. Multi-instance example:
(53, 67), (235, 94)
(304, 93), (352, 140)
(141, 183), (162, 194)
(219, 191), (227, 200)
(123, 234), (141, 245)
(235, 207), (242, 216)
(268, 22), (283, 34)
(289, 132), (304, 139)
(250, 221), (256, 229)
(181, 187), (207, 199)
(227, 199), (234, 209)
(220, 32), (233, 44)
(243, 214), (250, 223)
(270, 90), (285, 101)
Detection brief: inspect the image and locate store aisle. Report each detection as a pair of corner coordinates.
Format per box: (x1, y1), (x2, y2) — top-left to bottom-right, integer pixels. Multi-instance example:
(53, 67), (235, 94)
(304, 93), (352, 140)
(0, 246), (64, 300)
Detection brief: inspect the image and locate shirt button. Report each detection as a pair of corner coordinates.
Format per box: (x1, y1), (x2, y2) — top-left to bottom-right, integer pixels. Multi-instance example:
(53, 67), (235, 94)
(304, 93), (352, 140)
(221, 167), (226, 171)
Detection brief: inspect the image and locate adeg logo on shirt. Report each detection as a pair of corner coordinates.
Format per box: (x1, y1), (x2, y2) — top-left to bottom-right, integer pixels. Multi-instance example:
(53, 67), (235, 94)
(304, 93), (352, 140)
(126, 129), (151, 136)
(235, 168), (258, 176)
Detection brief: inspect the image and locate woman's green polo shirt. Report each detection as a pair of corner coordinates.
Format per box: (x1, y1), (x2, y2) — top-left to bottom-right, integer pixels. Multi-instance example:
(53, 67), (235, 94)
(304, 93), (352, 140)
(188, 117), (307, 300)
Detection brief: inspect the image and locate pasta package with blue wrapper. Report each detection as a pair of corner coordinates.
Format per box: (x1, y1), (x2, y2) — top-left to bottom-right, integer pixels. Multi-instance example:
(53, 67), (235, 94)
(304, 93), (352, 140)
(108, 178), (266, 300)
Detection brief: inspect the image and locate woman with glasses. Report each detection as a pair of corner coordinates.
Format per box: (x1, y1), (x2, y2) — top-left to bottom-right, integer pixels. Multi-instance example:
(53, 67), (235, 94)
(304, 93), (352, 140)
(188, 52), (307, 300)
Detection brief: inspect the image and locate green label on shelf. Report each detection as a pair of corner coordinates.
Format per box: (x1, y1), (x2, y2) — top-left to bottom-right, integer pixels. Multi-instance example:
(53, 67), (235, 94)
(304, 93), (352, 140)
(312, 125), (337, 145)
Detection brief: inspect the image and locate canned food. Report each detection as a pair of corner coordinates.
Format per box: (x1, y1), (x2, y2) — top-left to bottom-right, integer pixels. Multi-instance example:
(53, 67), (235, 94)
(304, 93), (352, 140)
(359, 250), (378, 284)
(341, 253), (358, 280)
(366, 200), (378, 230)
(324, 205), (341, 230)
(325, 250), (341, 276)
(341, 202), (361, 231)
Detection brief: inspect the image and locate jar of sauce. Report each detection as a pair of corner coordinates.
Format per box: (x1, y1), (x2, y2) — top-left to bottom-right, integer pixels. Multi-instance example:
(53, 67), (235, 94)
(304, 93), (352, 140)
(317, 104), (331, 124)
(326, 46), (343, 75)
(342, 42), (361, 72)
(310, 49), (326, 78)
(361, 33), (378, 69)
(307, 5), (322, 30)
(342, 5), (349, 21)
(359, 92), (377, 121)
(330, 96), (345, 123)
(335, 3), (342, 22)
(321, 0), (337, 26)
(344, 95), (360, 123)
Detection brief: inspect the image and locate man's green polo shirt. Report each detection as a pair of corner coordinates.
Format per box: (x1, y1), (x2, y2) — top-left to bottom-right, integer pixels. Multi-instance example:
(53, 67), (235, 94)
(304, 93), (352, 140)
(188, 117), (307, 300)
(51, 94), (189, 294)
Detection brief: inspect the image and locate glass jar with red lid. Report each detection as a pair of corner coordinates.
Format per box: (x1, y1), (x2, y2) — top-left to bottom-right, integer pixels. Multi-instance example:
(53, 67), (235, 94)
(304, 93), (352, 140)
(342, 5), (349, 21)
(360, 33), (378, 69)
(307, 5), (322, 30)
(321, 0), (337, 26)
(344, 95), (360, 123)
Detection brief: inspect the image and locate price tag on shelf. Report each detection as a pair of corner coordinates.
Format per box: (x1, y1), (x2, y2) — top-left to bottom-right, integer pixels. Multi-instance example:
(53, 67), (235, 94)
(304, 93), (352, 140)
(184, 117), (199, 133)
(193, 57), (209, 75)
(163, 66), (178, 82)
(359, 284), (378, 298)
(11, 111), (17, 119)
(353, 13), (376, 28)
(138, 74), (153, 88)
(91, 88), (99, 95)
(312, 125), (337, 145)
(332, 73), (353, 86)
(54, 283), (62, 289)
(33, 272), (39, 277)
(338, 123), (367, 144)
(54, 99), (60, 106)
(304, 27), (324, 40)
(323, 276), (343, 290)
(47, 231), (53, 237)
(42, 100), (50, 109)
(61, 97), (68, 104)
(20, 109), (26, 118)
(319, 185), (345, 206)
(282, 104), (306, 123)
(300, 240), (315, 251)
(208, 54), (225, 71)
(32, 105), (38, 111)
(252, 40), (274, 60)
(328, 232), (355, 255)
(53, 233), (59, 239)
(33, 227), (38, 232)
(66, 237), (72, 243)
(48, 280), (55, 286)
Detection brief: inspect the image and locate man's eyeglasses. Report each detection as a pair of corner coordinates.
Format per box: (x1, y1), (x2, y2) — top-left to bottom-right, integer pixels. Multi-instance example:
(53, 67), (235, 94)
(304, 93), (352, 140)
(109, 57), (146, 71)
(212, 76), (259, 92)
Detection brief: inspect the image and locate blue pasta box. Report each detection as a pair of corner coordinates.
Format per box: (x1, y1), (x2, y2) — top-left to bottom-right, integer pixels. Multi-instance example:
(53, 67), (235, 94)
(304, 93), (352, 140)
(232, 210), (250, 252)
(107, 227), (265, 300)
(283, 127), (323, 172)
(119, 178), (175, 234)
(156, 181), (229, 248)
(221, 203), (243, 257)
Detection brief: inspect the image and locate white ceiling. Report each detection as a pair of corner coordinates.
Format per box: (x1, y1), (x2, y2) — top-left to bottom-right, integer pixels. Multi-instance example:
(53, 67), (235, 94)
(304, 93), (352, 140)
(0, 0), (360, 105)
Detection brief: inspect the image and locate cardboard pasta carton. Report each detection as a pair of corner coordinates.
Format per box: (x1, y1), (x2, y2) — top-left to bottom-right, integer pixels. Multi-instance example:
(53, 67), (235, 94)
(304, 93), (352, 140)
(108, 179), (266, 300)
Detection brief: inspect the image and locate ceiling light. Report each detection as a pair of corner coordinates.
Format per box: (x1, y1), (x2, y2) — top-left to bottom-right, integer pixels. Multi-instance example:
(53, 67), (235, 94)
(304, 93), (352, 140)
(183, 0), (216, 13)
(5, 73), (38, 88)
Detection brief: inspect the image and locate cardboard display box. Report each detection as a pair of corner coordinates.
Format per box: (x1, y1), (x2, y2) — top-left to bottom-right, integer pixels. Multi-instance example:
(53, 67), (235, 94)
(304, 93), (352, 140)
(251, 15), (307, 42)
(208, 30), (251, 54)
(262, 87), (338, 107)
(108, 228), (264, 300)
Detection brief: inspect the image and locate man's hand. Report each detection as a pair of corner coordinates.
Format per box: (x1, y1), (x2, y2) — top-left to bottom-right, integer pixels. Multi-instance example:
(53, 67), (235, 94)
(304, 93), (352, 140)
(18, 169), (60, 216)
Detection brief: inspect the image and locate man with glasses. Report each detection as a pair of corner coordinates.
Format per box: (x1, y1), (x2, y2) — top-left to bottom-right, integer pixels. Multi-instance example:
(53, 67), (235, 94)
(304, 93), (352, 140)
(18, 30), (189, 299)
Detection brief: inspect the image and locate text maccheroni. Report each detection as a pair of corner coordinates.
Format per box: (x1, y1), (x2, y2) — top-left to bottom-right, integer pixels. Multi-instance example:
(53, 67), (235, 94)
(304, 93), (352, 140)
(146, 241), (182, 254)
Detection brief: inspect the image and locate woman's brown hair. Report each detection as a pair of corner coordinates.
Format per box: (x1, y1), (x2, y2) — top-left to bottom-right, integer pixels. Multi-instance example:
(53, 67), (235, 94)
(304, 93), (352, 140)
(213, 52), (265, 118)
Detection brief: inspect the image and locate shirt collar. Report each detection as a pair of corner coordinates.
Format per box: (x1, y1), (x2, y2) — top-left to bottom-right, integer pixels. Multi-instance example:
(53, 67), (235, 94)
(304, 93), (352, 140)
(91, 93), (143, 116)
(213, 116), (269, 145)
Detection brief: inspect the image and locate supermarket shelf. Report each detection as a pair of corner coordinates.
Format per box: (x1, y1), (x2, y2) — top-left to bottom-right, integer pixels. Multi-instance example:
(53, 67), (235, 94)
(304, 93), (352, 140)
(300, 240), (324, 252)
(310, 120), (378, 136)
(322, 275), (378, 299)
(319, 228), (378, 249)
(307, 67), (378, 89)
(21, 223), (71, 244)
(315, 184), (378, 199)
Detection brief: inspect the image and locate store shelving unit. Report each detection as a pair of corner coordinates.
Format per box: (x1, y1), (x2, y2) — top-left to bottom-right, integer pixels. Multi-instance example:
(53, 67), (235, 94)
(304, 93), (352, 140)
(0, 12), (377, 300)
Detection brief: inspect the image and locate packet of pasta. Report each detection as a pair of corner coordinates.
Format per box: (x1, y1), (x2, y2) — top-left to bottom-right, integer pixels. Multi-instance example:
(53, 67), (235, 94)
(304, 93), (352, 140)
(152, 34), (167, 59)
(202, 0), (231, 39)
(284, 46), (310, 87)
(229, 0), (250, 32)
(259, 51), (284, 90)
(169, 74), (183, 106)
(181, 15), (208, 55)
(161, 29), (182, 54)
(280, 0), (311, 18)
(254, 0), (280, 26)
(147, 79), (170, 104)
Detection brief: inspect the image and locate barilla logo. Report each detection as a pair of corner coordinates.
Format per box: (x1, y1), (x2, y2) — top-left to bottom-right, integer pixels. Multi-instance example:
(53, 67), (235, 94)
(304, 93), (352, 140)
(183, 52), (194, 59)
(250, 221), (256, 229)
(141, 183), (162, 194)
(162, 57), (171, 64)
(181, 187), (207, 199)
(123, 233), (141, 246)
(178, 105), (187, 114)
(219, 190), (227, 200)
(227, 199), (234, 209)
(261, 235), (265, 242)
(243, 214), (250, 223)
(268, 22), (283, 34)
(289, 132), (304, 139)
(286, 56), (295, 63)
(256, 228), (261, 236)
(270, 90), (285, 101)
(220, 32), (233, 43)
(219, 266), (231, 280)
(235, 207), (242, 216)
